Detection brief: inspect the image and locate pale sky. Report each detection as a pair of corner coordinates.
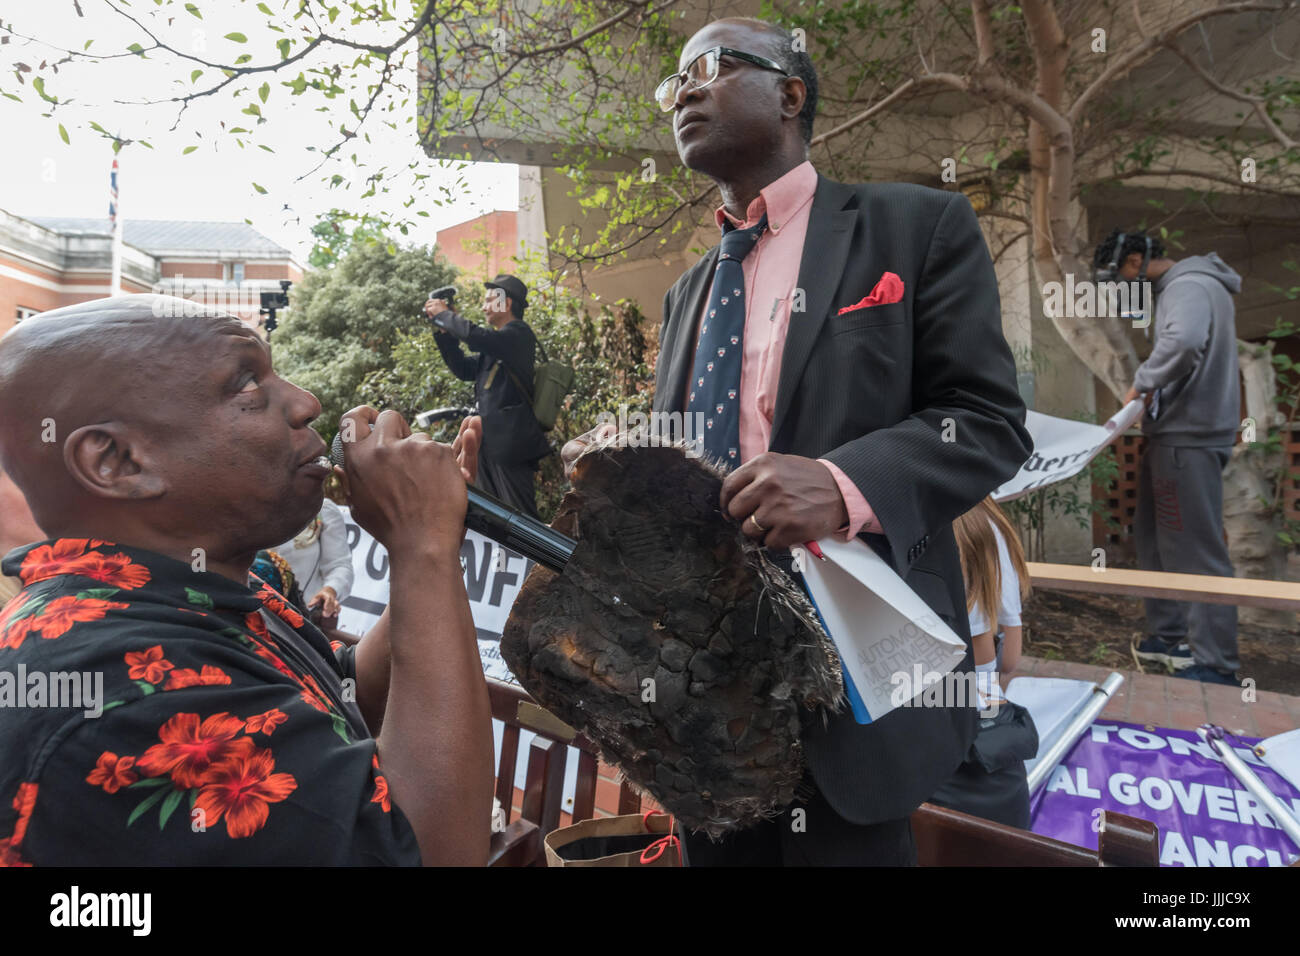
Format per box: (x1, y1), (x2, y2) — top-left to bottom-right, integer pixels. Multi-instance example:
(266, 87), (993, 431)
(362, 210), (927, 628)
(0, 0), (517, 263)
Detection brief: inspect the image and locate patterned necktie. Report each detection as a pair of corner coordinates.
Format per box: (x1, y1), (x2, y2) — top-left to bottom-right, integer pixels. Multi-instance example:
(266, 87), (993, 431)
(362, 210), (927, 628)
(686, 214), (768, 469)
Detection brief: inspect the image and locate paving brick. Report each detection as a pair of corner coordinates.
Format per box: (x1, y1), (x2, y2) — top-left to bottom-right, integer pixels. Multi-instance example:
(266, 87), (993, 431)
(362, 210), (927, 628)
(1168, 705), (1211, 731)
(1100, 683), (1130, 721)
(1282, 694), (1300, 723)
(1201, 693), (1257, 736)
(1249, 703), (1298, 739)
(1127, 695), (1167, 729)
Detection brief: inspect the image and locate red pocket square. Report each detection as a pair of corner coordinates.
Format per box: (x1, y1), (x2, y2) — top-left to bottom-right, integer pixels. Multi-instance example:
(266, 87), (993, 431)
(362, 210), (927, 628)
(838, 272), (904, 315)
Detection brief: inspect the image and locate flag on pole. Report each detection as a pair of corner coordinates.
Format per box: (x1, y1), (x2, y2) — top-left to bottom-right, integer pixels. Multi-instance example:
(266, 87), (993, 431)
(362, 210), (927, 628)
(109, 156), (122, 296)
(109, 158), (119, 228)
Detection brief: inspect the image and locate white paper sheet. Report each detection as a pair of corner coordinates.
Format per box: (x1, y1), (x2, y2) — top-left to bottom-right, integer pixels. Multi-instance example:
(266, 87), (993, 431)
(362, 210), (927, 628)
(797, 536), (968, 722)
(1259, 728), (1300, 795)
(994, 400), (1144, 502)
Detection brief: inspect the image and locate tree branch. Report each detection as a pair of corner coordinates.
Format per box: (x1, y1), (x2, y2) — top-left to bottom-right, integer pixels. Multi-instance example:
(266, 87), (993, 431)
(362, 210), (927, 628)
(1067, 1), (1292, 125)
(971, 0), (995, 66)
(1161, 39), (1297, 151)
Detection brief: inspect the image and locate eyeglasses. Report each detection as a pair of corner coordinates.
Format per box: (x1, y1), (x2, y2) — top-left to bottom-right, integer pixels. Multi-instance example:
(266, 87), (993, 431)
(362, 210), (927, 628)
(654, 46), (788, 112)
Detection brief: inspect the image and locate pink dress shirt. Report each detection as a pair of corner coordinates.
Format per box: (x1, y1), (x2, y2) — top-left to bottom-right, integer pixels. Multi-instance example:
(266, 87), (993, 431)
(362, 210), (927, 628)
(683, 160), (883, 539)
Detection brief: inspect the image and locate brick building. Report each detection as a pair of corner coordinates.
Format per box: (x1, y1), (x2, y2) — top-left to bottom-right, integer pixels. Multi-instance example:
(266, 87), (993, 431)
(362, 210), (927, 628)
(0, 209), (303, 337)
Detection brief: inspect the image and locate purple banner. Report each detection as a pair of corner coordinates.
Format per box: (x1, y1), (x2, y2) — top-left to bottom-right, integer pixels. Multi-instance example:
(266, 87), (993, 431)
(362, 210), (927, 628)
(1029, 721), (1300, 867)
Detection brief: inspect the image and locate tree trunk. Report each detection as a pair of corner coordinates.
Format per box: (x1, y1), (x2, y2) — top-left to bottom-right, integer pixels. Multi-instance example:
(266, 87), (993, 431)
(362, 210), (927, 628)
(1224, 340), (1293, 627)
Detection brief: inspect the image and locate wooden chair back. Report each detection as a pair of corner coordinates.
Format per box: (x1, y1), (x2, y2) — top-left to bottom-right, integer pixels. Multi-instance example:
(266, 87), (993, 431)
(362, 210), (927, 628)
(912, 802), (1159, 866)
(486, 678), (641, 866)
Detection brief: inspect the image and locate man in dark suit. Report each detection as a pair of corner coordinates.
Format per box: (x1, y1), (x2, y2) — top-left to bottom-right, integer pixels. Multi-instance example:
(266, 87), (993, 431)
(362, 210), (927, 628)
(427, 274), (551, 518)
(565, 17), (1031, 864)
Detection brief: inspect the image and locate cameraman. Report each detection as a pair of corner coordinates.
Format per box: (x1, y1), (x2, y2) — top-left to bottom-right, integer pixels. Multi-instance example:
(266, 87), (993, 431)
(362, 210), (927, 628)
(425, 274), (550, 519)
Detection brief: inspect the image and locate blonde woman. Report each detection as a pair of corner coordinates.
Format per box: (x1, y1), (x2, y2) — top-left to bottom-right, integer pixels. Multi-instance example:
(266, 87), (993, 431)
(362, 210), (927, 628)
(930, 496), (1037, 829)
(952, 495), (1031, 701)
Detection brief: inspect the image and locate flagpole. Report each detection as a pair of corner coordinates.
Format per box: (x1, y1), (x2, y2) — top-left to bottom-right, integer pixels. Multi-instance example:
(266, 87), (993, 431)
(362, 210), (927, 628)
(109, 157), (122, 296)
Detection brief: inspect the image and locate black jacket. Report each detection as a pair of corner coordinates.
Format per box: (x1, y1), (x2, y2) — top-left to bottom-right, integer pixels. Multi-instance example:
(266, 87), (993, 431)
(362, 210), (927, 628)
(433, 312), (550, 466)
(653, 177), (1033, 825)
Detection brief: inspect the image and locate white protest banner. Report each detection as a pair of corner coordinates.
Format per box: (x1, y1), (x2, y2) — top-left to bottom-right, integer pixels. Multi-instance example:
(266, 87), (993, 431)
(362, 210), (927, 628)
(993, 400), (1144, 502)
(334, 506), (531, 684)
(333, 507), (583, 811)
(796, 536), (969, 723)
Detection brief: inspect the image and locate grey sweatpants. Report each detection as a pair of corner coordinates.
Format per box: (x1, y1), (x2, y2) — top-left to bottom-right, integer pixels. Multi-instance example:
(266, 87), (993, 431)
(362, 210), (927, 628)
(1134, 441), (1239, 672)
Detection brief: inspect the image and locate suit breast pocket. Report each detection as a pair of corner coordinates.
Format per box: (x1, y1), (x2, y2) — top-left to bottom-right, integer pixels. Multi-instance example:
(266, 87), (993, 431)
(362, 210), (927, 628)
(831, 301), (906, 334)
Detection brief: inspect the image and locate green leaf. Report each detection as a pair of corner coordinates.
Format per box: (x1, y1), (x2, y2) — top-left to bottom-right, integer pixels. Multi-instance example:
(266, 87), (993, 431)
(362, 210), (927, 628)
(158, 788), (184, 829)
(184, 587), (214, 609)
(252, 182), (267, 194)
(184, 2), (202, 18)
(127, 786), (169, 826)
(102, 699), (125, 711)
(134, 680), (156, 695)
(182, 145), (198, 154)
(77, 588), (120, 600)
(128, 776), (172, 790)
(258, 81), (270, 104)
(127, 42), (145, 55)
(277, 38), (291, 60)
(224, 32), (248, 43)
(331, 713), (351, 743)
(258, 2), (273, 15)
(191, 69), (203, 83)
(58, 123), (69, 145)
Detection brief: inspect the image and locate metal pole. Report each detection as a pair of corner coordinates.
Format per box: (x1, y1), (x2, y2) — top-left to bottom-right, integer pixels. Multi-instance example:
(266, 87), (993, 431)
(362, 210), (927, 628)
(1199, 725), (1300, 851)
(1027, 671), (1125, 794)
(109, 157), (122, 296)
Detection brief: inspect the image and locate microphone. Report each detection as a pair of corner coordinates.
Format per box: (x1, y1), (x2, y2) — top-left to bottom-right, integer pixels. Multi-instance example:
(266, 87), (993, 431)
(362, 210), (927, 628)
(330, 431), (576, 574)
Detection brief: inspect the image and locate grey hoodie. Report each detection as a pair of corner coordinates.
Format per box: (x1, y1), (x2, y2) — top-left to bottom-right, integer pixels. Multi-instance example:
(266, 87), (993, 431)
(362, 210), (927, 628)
(1133, 253), (1242, 446)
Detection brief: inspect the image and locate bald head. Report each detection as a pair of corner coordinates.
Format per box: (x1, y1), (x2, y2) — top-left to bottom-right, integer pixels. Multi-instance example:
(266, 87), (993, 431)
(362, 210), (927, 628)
(0, 296), (237, 525)
(0, 295), (326, 572)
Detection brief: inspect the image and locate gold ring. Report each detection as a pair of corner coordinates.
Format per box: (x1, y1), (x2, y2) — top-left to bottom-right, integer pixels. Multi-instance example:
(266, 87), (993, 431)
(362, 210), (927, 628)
(748, 514), (766, 533)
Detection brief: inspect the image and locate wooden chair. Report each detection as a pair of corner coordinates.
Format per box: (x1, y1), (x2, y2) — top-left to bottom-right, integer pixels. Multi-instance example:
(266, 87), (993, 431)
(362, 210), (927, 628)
(912, 802), (1159, 866)
(486, 678), (642, 867)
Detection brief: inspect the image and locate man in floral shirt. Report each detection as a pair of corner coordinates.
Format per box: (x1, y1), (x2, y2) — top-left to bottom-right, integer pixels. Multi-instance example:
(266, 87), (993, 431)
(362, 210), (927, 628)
(0, 295), (493, 865)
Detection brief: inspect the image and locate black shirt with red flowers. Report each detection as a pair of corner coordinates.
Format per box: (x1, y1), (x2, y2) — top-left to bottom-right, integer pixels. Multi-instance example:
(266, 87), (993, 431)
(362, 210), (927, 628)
(0, 538), (420, 865)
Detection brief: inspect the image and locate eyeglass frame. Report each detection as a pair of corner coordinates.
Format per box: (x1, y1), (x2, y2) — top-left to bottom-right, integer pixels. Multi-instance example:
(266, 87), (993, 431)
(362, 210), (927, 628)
(654, 46), (789, 112)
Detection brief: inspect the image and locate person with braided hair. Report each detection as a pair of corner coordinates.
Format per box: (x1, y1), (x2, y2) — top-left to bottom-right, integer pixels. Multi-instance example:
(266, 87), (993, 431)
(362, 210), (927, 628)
(1093, 228), (1243, 686)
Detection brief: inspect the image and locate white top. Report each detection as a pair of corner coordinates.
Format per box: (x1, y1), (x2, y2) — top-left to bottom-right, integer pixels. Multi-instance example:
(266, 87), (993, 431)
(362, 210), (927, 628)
(967, 519), (1022, 637)
(273, 499), (354, 602)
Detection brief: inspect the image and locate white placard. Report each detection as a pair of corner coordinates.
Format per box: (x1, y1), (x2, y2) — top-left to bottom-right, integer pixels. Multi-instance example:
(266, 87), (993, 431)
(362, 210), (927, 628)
(331, 509), (581, 810)
(334, 507), (532, 686)
(993, 400), (1144, 502)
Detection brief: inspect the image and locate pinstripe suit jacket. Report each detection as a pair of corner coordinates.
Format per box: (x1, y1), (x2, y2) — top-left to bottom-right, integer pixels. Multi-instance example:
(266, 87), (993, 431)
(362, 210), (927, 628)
(653, 176), (1033, 825)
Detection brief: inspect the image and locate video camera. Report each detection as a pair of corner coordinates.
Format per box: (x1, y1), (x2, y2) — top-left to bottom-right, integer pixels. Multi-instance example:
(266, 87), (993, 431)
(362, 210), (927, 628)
(259, 279), (292, 336)
(428, 285), (457, 308)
